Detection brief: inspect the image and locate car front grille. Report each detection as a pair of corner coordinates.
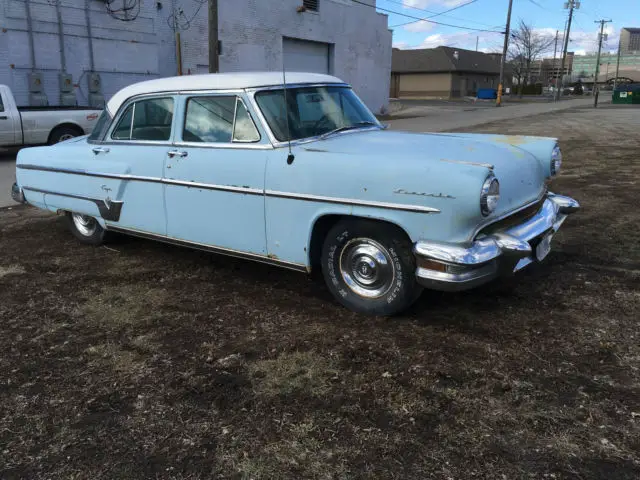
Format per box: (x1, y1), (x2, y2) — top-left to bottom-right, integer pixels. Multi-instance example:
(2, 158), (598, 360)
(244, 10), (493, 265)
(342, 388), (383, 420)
(477, 196), (546, 237)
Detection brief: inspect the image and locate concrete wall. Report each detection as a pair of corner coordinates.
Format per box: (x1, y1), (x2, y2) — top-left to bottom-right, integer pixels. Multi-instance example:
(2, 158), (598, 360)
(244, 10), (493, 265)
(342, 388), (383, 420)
(0, 0), (163, 107)
(176, 0), (392, 113)
(395, 73), (452, 98)
(1, 0), (392, 113)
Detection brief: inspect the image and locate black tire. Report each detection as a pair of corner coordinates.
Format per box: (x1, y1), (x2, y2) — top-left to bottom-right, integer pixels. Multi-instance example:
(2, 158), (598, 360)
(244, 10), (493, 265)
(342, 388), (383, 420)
(321, 219), (422, 316)
(48, 125), (82, 145)
(65, 212), (107, 246)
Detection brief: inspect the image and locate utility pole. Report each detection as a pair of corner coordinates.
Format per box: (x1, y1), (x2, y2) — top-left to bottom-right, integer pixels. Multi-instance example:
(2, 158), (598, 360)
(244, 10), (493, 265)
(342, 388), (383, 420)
(496, 0), (514, 107)
(593, 19), (612, 107)
(613, 31), (622, 90)
(552, 30), (559, 99)
(208, 0), (219, 73)
(555, 0), (578, 101)
(476, 36), (479, 52)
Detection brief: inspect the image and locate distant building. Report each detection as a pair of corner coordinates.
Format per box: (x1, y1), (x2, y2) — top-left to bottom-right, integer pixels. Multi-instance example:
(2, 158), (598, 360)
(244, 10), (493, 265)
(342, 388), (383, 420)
(572, 52), (640, 82)
(620, 27), (640, 54)
(390, 47), (505, 99)
(530, 53), (574, 85)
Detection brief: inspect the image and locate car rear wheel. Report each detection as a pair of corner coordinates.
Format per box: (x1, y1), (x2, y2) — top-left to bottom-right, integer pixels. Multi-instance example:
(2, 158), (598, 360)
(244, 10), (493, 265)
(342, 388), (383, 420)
(66, 212), (107, 245)
(321, 219), (422, 316)
(48, 125), (82, 145)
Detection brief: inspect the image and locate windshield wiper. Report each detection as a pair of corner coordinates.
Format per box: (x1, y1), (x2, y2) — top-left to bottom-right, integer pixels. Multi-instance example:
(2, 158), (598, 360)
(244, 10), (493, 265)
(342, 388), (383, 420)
(319, 121), (379, 140)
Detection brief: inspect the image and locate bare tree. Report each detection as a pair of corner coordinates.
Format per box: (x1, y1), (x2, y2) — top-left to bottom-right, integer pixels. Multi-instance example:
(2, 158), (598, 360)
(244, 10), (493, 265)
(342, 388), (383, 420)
(509, 20), (555, 95)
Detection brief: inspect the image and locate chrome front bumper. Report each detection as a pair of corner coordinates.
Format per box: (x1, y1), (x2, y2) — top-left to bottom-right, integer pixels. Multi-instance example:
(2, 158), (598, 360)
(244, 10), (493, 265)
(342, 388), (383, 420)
(413, 193), (580, 292)
(11, 183), (25, 204)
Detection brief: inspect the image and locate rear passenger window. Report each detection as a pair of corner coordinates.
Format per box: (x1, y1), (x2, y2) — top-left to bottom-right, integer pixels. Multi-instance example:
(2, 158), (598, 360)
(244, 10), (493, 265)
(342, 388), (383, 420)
(111, 97), (174, 141)
(0, 95), (4, 112)
(183, 96), (260, 143)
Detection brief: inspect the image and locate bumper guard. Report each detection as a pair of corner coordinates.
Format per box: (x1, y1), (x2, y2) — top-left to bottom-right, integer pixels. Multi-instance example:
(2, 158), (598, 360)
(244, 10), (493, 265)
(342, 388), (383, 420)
(413, 193), (580, 292)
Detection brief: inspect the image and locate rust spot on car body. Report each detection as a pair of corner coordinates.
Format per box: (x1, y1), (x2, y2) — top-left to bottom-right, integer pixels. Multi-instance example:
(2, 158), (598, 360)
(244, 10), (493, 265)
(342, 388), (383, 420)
(440, 159), (494, 169)
(490, 135), (535, 146)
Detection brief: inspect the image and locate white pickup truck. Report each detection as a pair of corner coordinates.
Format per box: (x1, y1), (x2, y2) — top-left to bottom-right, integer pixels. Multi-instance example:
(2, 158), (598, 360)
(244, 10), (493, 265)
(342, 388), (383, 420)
(0, 84), (102, 147)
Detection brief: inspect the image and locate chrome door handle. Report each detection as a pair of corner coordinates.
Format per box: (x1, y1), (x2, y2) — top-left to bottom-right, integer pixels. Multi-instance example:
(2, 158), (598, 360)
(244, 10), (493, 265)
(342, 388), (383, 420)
(167, 150), (188, 158)
(92, 146), (110, 155)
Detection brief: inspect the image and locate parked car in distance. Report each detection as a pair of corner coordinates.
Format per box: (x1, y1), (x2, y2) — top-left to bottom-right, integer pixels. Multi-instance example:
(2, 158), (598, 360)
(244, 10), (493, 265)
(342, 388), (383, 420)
(12, 72), (580, 315)
(0, 84), (101, 147)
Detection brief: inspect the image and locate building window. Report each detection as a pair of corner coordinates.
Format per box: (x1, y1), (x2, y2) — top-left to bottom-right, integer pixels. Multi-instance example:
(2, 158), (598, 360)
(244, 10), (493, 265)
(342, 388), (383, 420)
(303, 0), (319, 12)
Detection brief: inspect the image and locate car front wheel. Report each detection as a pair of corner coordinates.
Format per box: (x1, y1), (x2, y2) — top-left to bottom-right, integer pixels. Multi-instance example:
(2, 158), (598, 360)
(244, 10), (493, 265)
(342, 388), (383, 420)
(66, 212), (107, 246)
(321, 219), (422, 316)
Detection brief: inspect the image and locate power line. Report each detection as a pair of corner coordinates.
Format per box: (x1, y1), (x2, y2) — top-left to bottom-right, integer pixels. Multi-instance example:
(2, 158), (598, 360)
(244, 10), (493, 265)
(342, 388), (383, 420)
(351, 0), (502, 33)
(389, 0), (489, 29)
(385, 0), (497, 29)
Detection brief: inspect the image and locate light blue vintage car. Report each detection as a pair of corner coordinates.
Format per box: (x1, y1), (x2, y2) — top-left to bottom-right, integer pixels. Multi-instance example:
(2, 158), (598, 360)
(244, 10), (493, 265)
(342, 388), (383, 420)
(12, 72), (579, 315)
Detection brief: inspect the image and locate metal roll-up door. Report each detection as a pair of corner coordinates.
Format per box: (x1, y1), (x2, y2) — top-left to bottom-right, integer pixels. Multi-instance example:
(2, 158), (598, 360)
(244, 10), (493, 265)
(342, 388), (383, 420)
(283, 38), (331, 74)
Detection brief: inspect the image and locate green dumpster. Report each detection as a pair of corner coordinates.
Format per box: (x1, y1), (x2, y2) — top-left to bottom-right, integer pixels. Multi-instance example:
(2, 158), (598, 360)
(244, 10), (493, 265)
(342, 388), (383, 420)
(613, 84), (640, 104)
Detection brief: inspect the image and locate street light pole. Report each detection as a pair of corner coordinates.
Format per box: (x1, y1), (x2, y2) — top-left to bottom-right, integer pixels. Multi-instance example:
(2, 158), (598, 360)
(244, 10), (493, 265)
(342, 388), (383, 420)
(496, 0), (514, 107)
(593, 19), (612, 107)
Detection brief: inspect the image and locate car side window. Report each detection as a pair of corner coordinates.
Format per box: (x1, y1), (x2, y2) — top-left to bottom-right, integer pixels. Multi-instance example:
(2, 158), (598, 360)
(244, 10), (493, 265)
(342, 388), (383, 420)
(0, 96), (4, 112)
(233, 99), (260, 142)
(183, 96), (260, 143)
(111, 97), (174, 141)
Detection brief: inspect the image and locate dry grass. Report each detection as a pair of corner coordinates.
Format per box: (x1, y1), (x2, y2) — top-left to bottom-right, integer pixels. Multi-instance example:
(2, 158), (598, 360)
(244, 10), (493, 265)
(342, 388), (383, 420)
(1, 106), (639, 479)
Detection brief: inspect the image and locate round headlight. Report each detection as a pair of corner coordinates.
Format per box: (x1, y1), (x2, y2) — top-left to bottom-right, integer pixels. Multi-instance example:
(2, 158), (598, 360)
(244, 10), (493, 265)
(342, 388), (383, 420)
(551, 145), (562, 176)
(480, 174), (500, 217)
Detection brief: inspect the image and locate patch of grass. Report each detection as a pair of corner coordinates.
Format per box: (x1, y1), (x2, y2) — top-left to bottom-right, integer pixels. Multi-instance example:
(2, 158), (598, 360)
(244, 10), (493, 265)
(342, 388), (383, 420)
(248, 351), (338, 397)
(0, 264), (25, 278)
(82, 285), (166, 328)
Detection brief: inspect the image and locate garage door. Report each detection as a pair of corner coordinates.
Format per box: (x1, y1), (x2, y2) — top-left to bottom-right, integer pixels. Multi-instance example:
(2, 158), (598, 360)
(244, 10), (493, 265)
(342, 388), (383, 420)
(283, 38), (331, 74)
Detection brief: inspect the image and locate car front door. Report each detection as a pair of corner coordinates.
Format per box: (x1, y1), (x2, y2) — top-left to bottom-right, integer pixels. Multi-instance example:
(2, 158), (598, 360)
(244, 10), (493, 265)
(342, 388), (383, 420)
(163, 93), (268, 256)
(96, 95), (177, 235)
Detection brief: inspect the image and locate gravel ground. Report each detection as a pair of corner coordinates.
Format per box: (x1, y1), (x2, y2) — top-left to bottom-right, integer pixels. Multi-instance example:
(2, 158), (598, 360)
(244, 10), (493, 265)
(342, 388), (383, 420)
(1, 106), (639, 479)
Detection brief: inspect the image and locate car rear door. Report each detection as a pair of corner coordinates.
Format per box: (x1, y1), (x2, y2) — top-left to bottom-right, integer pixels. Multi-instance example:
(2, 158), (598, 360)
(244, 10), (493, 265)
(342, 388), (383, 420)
(97, 95), (177, 235)
(163, 93), (268, 256)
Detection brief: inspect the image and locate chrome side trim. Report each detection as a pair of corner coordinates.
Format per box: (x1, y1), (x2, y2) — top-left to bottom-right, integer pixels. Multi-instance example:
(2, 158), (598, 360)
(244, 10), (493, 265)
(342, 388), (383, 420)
(17, 165), (441, 213)
(17, 164), (164, 184)
(265, 189), (440, 214)
(163, 178), (263, 195)
(22, 186), (124, 221)
(172, 141), (273, 150)
(105, 225), (308, 273)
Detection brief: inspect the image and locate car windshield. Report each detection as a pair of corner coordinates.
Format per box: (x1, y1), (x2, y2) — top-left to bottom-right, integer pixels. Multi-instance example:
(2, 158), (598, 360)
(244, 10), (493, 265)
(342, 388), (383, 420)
(255, 86), (380, 142)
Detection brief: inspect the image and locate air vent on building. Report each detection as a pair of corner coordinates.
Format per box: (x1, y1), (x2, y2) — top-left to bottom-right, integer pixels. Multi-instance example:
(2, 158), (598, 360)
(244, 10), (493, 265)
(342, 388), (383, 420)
(303, 0), (318, 12)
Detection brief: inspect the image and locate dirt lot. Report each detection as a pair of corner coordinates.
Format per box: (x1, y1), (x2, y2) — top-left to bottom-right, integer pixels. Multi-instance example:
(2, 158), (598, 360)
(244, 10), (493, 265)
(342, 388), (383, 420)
(1, 106), (639, 479)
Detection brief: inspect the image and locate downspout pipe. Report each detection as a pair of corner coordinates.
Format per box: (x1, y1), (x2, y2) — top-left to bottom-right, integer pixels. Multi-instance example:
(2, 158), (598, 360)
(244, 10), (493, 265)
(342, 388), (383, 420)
(85, 0), (95, 72)
(25, 0), (36, 72)
(55, 0), (66, 71)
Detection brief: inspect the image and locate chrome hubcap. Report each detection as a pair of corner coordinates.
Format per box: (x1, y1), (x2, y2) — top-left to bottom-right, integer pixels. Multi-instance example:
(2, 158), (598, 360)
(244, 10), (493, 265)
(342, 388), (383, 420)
(58, 133), (75, 142)
(72, 213), (97, 236)
(339, 238), (396, 298)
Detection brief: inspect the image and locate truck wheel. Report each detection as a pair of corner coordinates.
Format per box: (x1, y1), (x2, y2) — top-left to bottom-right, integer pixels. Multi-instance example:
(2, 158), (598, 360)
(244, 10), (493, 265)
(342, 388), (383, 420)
(66, 212), (107, 246)
(321, 219), (422, 316)
(48, 125), (82, 145)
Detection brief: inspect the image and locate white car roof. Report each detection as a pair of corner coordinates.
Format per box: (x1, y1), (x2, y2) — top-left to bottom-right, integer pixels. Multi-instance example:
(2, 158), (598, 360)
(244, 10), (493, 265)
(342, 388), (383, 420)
(106, 72), (346, 115)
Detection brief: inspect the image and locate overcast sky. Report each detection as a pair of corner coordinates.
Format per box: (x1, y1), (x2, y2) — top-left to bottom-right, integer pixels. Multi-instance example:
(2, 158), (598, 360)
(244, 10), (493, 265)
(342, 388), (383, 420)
(381, 0), (638, 56)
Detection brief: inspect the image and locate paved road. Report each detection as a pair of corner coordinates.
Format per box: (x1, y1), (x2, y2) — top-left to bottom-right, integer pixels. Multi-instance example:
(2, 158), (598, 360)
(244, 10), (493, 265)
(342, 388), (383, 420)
(387, 95), (602, 132)
(0, 153), (17, 208)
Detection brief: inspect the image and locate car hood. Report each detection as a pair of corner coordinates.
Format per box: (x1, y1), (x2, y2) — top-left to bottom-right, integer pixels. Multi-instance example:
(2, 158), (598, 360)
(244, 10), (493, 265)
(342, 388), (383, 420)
(302, 129), (547, 215)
